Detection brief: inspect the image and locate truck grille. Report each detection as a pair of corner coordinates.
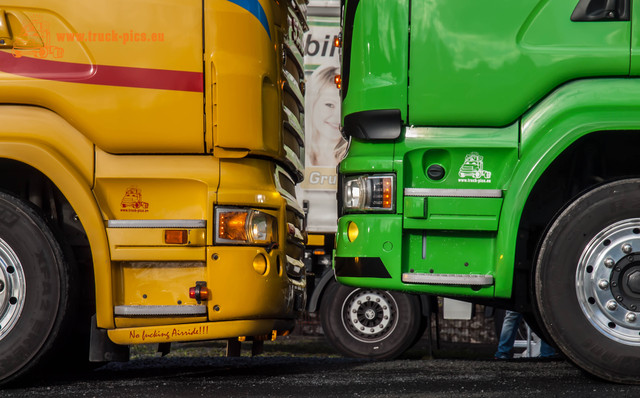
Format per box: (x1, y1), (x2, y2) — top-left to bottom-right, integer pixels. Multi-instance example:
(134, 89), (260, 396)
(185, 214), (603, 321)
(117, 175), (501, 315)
(276, 1), (307, 290)
(281, 0), (307, 183)
(274, 166), (305, 283)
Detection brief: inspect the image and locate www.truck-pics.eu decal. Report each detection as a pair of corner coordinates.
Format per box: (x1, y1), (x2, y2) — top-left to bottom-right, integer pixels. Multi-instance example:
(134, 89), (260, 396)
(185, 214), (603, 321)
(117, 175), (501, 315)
(458, 152), (492, 183)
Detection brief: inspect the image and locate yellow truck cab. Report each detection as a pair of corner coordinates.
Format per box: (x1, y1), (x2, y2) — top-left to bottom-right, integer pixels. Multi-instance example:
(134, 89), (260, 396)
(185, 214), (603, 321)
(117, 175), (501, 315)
(0, 0), (306, 384)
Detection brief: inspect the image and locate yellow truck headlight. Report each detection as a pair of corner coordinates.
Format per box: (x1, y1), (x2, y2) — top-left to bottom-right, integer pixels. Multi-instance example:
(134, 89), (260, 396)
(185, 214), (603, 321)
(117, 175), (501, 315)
(215, 207), (278, 245)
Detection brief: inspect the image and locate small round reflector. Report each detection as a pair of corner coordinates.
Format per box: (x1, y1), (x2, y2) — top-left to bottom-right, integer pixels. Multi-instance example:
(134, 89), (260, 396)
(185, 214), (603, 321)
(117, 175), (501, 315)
(347, 221), (359, 242)
(253, 254), (267, 275)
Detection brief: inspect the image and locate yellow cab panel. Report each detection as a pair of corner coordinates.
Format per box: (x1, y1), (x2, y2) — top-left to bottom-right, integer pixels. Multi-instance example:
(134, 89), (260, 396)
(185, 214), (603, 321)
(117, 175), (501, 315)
(0, 1), (203, 153)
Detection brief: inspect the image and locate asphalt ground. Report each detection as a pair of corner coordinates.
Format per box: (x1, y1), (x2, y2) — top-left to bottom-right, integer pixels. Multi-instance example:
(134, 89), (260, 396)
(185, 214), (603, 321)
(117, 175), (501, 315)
(3, 336), (640, 397)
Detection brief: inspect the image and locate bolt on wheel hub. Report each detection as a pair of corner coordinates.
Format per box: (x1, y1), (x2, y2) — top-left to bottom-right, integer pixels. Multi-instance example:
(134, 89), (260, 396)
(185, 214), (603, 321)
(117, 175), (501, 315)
(0, 238), (26, 340)
(577, 219), (640, 345)
(342, 289), (398, 343)
(626, 270), (640, 294)
(364, 308), (376, 320)
(610, 258), (640, 311)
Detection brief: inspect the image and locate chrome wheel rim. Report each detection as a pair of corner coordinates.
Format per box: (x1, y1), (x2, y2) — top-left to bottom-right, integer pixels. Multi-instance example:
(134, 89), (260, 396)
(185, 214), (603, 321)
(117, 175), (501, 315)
(0, 238), (25, 340)
(576, 219), (640, 345)
(342, 289), (398, 343)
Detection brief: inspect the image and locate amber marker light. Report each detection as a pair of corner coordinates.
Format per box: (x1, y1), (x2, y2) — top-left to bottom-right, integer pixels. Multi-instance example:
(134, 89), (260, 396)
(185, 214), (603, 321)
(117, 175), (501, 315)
(165, 229), (188, 244)
(189, 282), (210, 303)
(334, 74), (342, 89)
(218, 211), (248, 241)
(382, 177), (393, 209)
(190, 286), (210, 300)
(347, 221), (359, 242)
(334, 36), (341, 48)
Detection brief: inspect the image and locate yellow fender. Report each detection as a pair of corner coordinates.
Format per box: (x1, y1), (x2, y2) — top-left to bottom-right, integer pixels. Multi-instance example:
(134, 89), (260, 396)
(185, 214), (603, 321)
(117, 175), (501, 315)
(0, 105), (113, 328)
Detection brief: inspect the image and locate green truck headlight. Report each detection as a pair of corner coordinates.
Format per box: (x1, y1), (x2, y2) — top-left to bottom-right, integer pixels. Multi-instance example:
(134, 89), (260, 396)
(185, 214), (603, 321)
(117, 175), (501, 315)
(343, 174), (395, 212)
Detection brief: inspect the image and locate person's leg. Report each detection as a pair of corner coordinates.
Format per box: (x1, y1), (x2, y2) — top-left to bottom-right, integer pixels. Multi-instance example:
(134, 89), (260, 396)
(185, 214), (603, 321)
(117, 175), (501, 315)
(539, 340), (556, 358)
(495, 311), (523, 359)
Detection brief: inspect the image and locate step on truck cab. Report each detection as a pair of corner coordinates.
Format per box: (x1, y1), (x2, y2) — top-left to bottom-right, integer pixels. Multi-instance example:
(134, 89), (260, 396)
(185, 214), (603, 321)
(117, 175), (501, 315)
(335, 0), (640, 383)
(0, 0), (306, 384)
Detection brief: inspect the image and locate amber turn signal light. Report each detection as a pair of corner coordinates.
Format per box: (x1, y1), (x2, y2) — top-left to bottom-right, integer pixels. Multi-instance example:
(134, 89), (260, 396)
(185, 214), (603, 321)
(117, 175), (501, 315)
(165, 229), (188, 244)
(218, 211), (248, 241)
(382, 178), (392, 209)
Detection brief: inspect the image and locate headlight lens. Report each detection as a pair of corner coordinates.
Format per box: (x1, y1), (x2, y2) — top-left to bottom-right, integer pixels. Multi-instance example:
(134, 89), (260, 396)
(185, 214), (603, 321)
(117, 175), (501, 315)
(249, 211), (273, 243)
(215, 207), (278, 245)
(342, 174), (395, 212)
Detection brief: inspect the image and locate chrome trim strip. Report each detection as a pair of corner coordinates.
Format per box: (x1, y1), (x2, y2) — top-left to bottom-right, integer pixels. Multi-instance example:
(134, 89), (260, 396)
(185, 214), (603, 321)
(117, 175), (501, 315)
(285, 36), (304, 62)
(107, 219), (206, 229)
(291, 0), (308, 28)
(404, 188), (502, 198)
(287, 8), (306, 46)
(286, 255), (304, 269)
(284, 196), (304, 216)
(283, 41), (304, 74)
(114, 305), (207, 316)
(402, 273), (494, 286)
(282, 69), (304, 107)
(284, 146), (304, 175)
(274, 166), (305, 216)
(286, 251), (304, 278)
(287, 222), (305, 241)
(289, 278), (306, 289)
(283, 106), (304, 142)
(275, 165), (296, 195)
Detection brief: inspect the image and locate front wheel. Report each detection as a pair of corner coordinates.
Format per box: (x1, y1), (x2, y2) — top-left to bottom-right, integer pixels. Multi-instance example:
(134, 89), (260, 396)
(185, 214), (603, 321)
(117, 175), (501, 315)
(0, 192), (75, 385)
(536, 179), (640, 383)
(319, 282), (422, 359)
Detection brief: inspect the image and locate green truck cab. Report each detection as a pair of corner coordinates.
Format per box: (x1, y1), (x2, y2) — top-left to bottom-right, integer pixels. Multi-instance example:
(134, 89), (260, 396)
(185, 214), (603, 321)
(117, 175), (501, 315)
(335, 0), (640, 383)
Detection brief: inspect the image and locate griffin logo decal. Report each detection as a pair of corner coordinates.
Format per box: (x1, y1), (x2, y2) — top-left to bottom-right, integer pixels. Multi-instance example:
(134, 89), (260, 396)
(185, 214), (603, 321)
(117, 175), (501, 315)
(120, 186), (149, 212)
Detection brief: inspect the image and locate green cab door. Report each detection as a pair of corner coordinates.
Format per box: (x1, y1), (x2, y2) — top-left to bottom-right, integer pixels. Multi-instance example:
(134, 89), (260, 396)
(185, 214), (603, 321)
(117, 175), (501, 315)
(409, 0), (632, 127)
(630, 0), (640, 74)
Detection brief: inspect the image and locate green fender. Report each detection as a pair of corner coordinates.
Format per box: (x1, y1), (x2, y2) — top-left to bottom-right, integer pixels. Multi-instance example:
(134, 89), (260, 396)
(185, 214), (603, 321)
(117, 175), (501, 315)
(495, 78), (640, 297)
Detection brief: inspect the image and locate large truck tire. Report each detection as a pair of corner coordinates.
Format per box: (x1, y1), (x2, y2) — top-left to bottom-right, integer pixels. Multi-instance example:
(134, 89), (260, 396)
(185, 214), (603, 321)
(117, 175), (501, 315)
(0, 191), (76, 385)
(320, 282), (422, 359)
(535, 179), (640, 384)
